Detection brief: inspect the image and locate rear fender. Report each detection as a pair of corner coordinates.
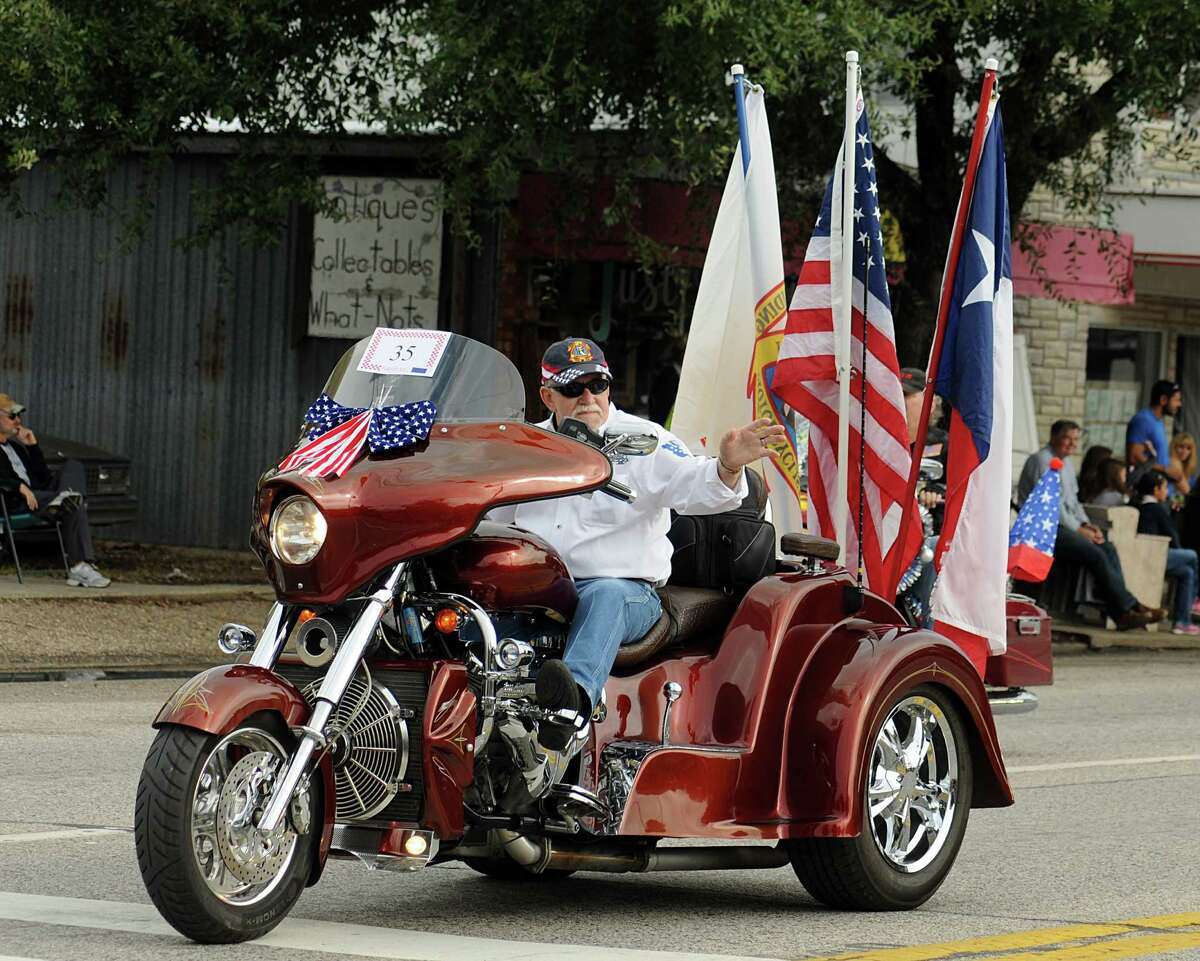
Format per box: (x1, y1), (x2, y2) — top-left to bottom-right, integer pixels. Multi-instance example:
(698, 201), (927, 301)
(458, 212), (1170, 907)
(153, 664), (336, 884)
(779, 624), (1012, 839)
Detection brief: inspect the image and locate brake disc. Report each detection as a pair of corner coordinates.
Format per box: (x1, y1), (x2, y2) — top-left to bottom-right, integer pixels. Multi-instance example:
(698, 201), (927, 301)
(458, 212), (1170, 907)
(215, 751), (295, 885)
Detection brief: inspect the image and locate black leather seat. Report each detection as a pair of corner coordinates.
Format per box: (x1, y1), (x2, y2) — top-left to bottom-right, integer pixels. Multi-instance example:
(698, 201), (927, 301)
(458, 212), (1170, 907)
(612, 585), (738, 670)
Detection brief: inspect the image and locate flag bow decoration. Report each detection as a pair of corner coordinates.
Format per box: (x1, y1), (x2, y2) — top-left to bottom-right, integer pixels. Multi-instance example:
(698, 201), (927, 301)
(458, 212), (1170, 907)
(278, 393), (437, 478)
(1007, 458), (1063, 582)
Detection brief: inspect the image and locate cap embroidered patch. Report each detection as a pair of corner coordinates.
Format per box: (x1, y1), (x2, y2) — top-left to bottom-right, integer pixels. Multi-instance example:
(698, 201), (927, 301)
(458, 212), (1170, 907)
(567, 340), (594, 363)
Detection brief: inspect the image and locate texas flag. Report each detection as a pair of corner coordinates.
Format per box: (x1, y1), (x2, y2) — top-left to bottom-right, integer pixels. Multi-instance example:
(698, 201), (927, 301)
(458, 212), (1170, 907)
(1008, 459), (1063, 581)
(929, 101), (1014, 677)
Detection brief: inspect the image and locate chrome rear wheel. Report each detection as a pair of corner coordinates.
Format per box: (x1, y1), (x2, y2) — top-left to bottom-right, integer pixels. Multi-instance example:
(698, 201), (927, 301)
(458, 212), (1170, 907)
(788, 683), (973, 910)
(866, 694), (959, 874)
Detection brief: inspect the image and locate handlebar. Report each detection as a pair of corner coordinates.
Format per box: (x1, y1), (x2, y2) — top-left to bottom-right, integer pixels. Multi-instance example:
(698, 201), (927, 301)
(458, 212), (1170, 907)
(600, 479), (637, 503)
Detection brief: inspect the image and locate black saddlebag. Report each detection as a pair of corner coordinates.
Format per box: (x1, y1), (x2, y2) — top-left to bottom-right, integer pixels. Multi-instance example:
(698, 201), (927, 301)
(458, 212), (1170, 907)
(667, 468), (776, 593)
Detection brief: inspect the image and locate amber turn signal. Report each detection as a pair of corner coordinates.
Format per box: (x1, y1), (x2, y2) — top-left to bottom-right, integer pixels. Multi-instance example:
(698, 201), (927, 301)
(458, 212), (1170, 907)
(298, 609), (317, 625)
(433, 608), (460, 634)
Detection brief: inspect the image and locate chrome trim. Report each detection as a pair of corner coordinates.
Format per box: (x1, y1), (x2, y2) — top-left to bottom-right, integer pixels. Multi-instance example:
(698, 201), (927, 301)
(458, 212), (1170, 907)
(330, 824), (437, 872)
(249, 603), (292, 669)
(217, 623), (256, 656)
(295, 617), (340, 668)
(424, 591), (498, 751)
(661, 682), (682, 746)
(866, 694), (960, 873)
(988, 687), (1040, 715)
(190, 728), (300, 905)
(259, 563), (407, 833)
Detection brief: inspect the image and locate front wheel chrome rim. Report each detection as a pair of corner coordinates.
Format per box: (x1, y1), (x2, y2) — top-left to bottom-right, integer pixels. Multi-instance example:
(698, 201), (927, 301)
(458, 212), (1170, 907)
(191, 729), (302, 905)
(866, 694), (958, 873)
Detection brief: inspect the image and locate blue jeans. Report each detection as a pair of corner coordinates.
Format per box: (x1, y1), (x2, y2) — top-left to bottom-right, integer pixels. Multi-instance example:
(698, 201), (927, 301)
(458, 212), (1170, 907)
(562, 578), (663, 710)
(1165, 547), (1198, 625)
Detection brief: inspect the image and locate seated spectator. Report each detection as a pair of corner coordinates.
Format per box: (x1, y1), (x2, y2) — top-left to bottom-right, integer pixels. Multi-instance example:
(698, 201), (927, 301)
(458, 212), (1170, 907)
(1081, 458), (1128, 507)
(1168, 432), (1198, 497)
(1018, 420), (1159, 630)
(0, 393), (110, 587)
(1135, 469), (1200, 635)
(1078, 444), (1113, 501)
(1127, 380), (1187, 491)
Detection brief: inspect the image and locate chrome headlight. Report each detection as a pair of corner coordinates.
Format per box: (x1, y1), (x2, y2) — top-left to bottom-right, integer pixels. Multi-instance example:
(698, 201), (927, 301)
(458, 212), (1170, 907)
(270, 495), (327, 565)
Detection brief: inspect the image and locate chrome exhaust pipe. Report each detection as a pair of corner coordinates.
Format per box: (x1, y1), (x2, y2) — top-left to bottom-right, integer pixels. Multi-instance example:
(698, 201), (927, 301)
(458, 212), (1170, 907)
(294, 617), (341, 668)
(490, 831), (789, 874)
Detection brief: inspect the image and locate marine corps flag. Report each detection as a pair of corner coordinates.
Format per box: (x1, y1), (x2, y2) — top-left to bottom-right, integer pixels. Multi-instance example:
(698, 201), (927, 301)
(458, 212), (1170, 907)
(671, 81), (806, 540)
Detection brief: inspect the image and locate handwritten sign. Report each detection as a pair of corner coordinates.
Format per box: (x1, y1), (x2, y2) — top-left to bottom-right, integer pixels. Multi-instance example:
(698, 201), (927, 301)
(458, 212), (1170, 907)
(356, 328), (451, 378)
(309, 177), (442, 339)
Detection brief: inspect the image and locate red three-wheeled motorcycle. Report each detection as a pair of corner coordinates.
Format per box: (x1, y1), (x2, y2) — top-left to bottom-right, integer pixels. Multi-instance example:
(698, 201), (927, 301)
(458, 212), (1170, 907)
(134, 331), (1012, 943)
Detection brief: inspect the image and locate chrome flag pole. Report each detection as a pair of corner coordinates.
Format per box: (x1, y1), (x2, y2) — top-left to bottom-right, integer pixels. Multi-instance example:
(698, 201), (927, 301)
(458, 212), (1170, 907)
(834, 50), (859, 566)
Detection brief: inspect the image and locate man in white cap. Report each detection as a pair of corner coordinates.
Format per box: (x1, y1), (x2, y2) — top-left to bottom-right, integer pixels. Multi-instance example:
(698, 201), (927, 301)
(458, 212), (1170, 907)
(0, 393), (110, 587)
(492, 337), (782, 751)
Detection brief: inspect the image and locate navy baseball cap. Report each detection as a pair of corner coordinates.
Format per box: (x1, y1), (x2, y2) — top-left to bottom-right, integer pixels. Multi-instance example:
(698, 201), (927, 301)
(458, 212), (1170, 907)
(899, 367), (927, 396)
(540, 337), (611, 386)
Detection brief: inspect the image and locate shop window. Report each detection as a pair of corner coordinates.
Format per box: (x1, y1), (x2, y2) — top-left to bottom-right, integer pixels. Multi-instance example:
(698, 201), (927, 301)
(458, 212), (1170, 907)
(1085, 328), (1162, 454)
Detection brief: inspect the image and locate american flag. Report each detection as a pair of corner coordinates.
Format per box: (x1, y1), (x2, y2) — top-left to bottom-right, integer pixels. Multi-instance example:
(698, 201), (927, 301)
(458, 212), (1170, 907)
(278, 393), (437, 478)
(1008, 459), (1062, 582)
(772, 98), (921, 594)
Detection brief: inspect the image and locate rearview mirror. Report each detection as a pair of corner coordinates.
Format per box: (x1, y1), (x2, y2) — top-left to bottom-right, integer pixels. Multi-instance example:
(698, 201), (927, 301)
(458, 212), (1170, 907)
(610, 433), (659, 457)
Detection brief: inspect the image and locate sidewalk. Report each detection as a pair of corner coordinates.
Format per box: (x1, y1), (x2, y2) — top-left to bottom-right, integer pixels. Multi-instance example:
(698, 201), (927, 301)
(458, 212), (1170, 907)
(0, 575), (276, 677)
(0, 573), (275, 603)
(1051, 617), (1200, 652)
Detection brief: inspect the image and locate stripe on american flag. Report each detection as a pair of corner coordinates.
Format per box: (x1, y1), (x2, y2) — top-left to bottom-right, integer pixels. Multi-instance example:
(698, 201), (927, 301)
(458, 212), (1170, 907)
(772, 99), (920, 595)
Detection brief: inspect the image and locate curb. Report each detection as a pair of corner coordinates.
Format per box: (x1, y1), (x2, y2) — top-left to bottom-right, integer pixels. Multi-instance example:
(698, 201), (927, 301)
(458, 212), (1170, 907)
(0, 666), (213, 684)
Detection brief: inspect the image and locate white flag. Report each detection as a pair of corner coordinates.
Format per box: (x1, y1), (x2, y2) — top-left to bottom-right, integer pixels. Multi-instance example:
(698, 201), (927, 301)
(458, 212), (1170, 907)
(672, 87), (807, 539)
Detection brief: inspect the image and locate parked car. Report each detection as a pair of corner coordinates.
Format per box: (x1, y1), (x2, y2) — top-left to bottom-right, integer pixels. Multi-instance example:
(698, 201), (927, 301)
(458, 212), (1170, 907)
(39, 434), (138, 527)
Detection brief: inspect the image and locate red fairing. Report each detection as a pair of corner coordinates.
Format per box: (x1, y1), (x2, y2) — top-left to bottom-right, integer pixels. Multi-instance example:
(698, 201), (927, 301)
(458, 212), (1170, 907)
(421, 662), (477, 840)
(153, 665), (338, 870)
(593, 571), (1011, 840)
(425, 521), (578, 619)
(252, 423), (610, 604)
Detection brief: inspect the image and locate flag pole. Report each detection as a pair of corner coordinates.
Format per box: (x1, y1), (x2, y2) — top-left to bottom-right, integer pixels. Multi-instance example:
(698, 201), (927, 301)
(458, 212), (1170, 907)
(731, 64), (752, 175)
(887, 57), (999, 595)
(835, 50), (859, 566)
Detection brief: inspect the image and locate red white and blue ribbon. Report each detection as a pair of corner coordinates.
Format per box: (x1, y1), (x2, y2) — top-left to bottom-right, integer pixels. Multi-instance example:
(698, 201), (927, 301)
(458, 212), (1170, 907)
(279, 393), (437, 478)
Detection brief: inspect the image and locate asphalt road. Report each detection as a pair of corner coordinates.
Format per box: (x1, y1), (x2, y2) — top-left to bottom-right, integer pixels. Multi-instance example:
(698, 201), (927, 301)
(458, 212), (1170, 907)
(1, 649), (1198, 961)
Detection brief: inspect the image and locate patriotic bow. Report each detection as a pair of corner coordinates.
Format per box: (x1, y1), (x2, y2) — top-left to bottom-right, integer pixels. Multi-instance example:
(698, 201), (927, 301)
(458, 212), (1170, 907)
(278, 393), (437, 478)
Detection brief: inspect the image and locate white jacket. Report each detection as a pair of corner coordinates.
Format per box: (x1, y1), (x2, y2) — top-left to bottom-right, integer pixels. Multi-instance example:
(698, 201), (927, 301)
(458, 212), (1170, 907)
(488, 406), (747, 584)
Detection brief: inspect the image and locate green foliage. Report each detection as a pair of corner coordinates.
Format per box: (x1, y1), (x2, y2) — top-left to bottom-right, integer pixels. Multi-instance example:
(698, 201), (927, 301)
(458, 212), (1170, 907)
(2, 0), (1199, 352)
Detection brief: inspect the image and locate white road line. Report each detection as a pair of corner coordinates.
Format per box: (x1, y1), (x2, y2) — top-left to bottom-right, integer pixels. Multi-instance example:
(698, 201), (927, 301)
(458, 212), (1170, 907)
(1009, 754), (1200, 773)
(0, 828), (127, 844)
(0, 955), (49, 961)
(0, 892), (784, 961)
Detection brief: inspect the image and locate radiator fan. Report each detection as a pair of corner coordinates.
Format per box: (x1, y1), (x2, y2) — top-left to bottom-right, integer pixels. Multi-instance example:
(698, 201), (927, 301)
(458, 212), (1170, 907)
(301, 674), (409, 820)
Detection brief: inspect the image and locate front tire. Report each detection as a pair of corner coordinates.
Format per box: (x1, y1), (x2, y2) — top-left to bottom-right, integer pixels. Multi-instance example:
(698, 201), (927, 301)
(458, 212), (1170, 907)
(789, 684), (973, 910)
(134, 720), (321, 943)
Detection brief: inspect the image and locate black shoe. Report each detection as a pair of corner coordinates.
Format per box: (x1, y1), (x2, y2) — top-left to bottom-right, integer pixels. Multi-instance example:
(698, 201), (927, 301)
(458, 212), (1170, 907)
(536, 659), (584, 752)
(1114, 609), (1154, 631)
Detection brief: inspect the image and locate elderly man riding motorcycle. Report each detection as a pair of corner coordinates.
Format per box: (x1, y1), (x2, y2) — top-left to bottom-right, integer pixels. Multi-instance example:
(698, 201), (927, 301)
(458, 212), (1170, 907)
(489, 337), (785, 751)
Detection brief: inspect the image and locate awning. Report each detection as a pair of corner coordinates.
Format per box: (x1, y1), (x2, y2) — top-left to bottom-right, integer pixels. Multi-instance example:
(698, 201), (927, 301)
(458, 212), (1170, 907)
(1010, 224), (1134, 305)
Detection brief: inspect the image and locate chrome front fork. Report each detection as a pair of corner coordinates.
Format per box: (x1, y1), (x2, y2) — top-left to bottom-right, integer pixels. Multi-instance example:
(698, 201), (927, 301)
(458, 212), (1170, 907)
(257, 562), (408, 833)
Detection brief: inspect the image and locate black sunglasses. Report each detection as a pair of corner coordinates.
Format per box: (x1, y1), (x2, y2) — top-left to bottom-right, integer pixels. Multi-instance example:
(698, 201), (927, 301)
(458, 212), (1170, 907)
(553, 378), (611, 399)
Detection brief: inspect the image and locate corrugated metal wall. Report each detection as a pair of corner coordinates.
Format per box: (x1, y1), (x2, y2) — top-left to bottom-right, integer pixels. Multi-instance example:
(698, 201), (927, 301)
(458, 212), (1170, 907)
(0, 155), (363, 548)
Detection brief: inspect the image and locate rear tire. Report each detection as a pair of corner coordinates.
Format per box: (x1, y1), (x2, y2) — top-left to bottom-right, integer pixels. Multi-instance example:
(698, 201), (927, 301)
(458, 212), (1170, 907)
(788, 684), (973, 910)
(134, 720), (321, 943)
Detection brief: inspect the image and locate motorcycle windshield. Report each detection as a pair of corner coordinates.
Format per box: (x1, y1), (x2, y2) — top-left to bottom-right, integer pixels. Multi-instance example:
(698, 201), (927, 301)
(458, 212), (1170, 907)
(321, 330), (525, 423)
